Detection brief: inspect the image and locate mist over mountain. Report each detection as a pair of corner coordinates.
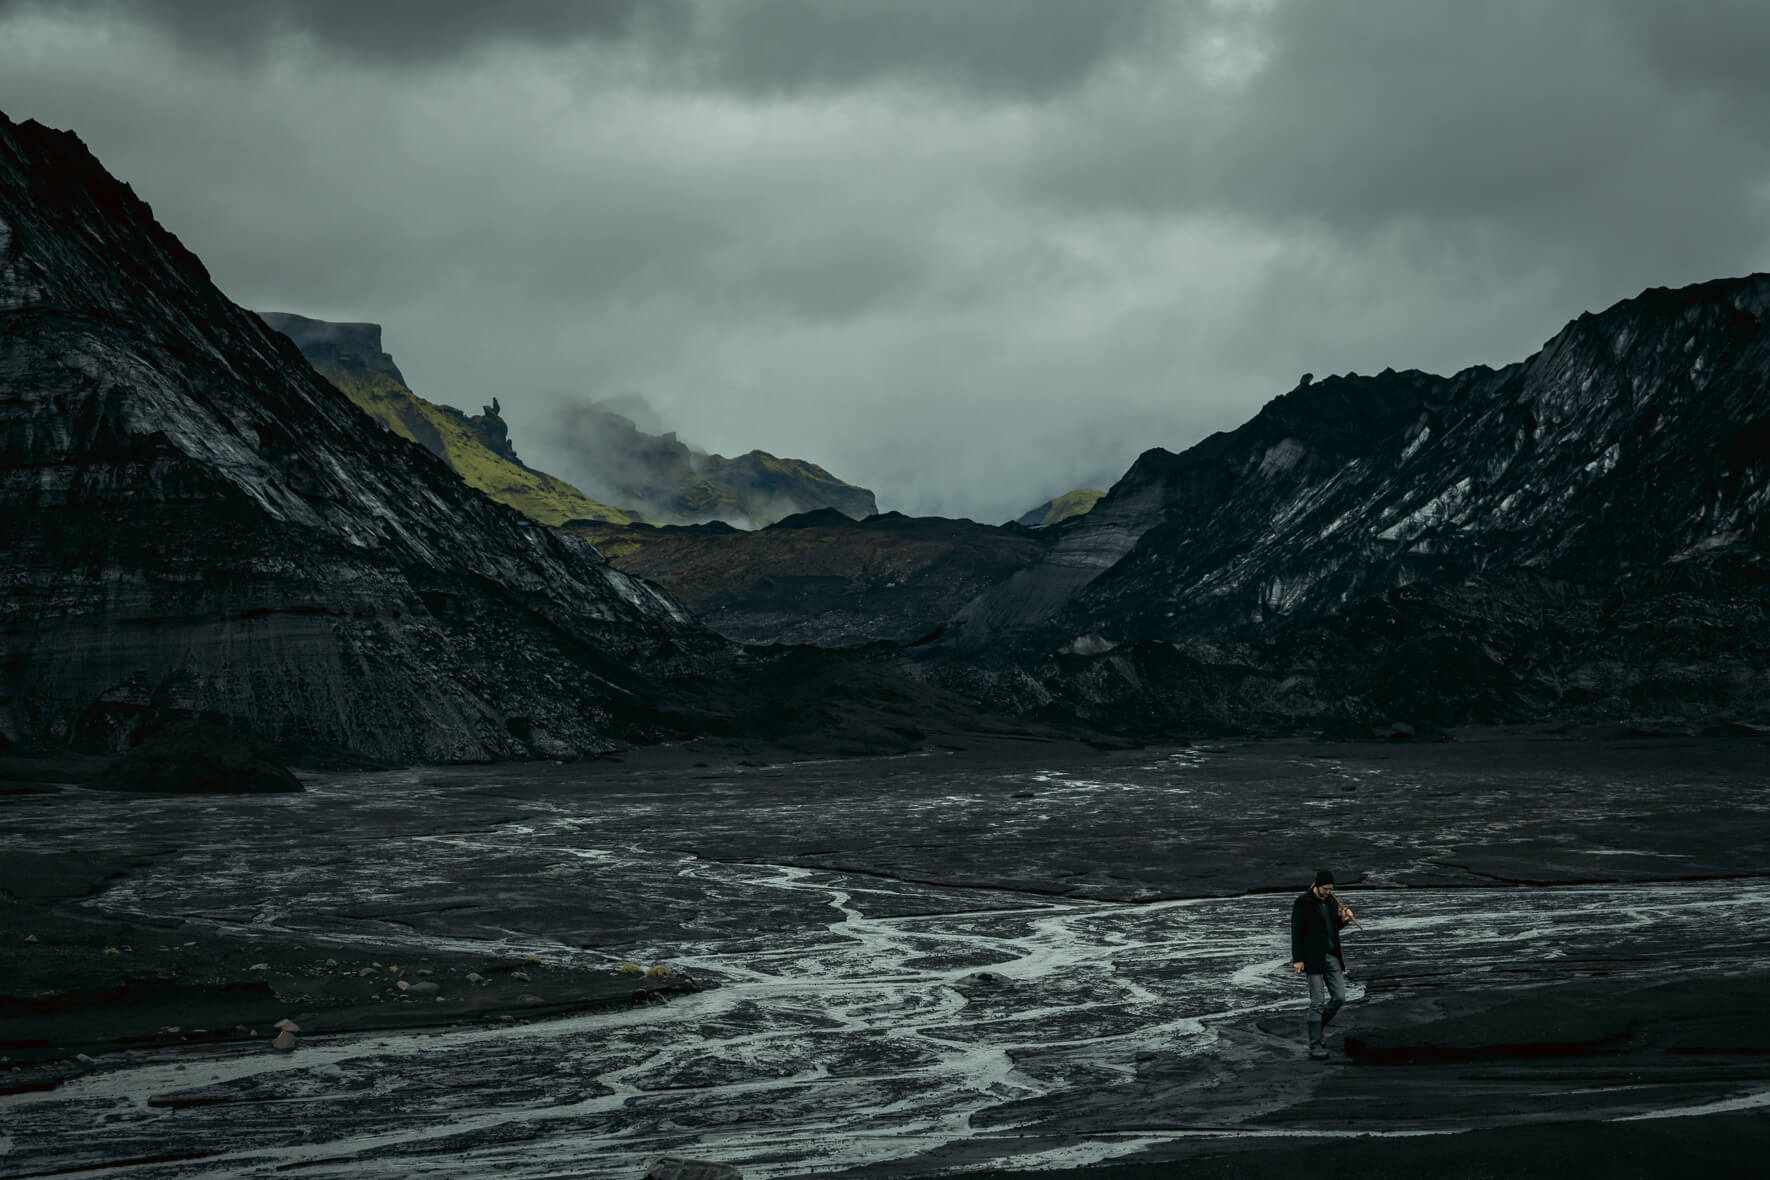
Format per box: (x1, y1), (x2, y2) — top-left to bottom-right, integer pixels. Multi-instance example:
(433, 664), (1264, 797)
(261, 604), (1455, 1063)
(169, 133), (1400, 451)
(260, 311), (643, 526)
(546, 400), (878, 528)
(264, 312), (879, 531)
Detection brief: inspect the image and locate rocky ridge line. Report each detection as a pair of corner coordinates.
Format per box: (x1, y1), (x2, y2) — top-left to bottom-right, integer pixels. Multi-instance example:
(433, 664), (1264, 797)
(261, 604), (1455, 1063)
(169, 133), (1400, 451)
(0, 111), (723, 762)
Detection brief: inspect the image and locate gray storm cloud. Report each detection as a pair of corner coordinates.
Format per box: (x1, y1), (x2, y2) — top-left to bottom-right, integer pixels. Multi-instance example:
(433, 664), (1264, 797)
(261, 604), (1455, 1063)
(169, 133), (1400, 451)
(1, 1), (1767, 523)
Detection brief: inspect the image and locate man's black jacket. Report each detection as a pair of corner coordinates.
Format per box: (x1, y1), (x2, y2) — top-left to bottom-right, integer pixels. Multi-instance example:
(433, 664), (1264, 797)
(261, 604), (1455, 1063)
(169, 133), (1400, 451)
(1290, 888), (1349, 974)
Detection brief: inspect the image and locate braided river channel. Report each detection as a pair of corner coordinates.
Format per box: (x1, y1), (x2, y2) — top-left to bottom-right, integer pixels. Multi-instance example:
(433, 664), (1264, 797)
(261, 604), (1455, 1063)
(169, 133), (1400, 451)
(4, 735), (1768, 1178)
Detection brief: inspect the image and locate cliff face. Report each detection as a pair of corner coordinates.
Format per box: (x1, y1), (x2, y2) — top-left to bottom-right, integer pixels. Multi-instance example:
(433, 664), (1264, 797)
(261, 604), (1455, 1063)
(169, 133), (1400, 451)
(552, 405), (878, 528)
(259, 312), (644, 527)
(923, 275), (1770, 731)
(0, 112), (718, 762)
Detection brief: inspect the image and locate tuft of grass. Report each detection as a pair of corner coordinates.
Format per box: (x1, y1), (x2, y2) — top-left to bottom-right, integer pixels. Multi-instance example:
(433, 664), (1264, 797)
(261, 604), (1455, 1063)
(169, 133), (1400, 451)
(644, 964), (672, 978)
(618, 962), (644, 974)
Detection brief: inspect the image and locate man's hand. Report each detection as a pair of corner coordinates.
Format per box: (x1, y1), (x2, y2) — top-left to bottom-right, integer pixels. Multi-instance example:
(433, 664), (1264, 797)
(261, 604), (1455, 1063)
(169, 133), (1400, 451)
(1340, 907), (1355, 923)
(1292, 961), (1305, 974)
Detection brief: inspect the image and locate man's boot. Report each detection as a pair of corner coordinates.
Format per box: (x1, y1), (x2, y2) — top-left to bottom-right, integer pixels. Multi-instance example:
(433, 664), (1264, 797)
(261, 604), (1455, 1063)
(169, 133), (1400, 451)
(1322, 1003), (1341, 1029)
(1307, 1019), (1328, 1059)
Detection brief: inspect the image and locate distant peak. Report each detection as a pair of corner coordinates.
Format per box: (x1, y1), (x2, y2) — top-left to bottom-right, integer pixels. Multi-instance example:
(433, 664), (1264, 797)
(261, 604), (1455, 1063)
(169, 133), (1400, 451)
(259, 311), (406, 385)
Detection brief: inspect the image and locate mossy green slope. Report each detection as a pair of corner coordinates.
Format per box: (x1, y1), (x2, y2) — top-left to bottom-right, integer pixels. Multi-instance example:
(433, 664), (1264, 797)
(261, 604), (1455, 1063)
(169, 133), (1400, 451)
(1017, 489), (1104, 528)
(323, 367), (644, 526)
(260, 312), (643, 527)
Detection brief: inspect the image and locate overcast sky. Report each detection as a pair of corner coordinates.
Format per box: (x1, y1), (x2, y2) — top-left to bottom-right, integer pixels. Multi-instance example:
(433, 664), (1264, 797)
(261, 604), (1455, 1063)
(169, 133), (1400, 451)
(4, 1), (1769, 522)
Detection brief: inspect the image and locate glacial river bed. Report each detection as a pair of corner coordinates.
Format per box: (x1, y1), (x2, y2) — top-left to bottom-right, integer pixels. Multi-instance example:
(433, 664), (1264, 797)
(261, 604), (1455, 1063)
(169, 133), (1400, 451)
(2, 733), (1767, 1178)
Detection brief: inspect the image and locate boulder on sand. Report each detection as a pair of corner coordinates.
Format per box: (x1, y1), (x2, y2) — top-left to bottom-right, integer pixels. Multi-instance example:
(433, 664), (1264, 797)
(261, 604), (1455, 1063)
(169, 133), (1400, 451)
(89, 721), (303, 794)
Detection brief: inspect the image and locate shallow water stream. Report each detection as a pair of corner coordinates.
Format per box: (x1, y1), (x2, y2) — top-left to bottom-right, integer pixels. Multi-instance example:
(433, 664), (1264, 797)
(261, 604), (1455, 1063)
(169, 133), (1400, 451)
(4, 739), (1768, 1178)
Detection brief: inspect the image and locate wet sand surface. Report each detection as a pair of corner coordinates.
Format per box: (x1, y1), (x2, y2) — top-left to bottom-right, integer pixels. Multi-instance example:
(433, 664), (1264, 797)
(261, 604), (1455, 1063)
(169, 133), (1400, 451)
(2, 732), (1767, 1178)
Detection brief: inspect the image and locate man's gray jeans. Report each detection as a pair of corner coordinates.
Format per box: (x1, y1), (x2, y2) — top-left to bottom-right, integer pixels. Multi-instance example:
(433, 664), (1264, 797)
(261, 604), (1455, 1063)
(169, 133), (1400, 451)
(1306, 956), (1347, 1046)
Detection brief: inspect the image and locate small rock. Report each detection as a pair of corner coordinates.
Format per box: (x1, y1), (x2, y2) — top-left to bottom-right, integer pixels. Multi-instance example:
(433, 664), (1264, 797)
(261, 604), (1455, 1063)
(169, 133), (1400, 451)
(358, 967), (376, 978)
(518, 993), (544, 1005)
(274, 1018), (301, 1032)
(75, 1053), (95, 1065)
(511, 970), (532, 983)
(397, 980), (410, 991)
(465, 972), (487, 985)
(271, 1030), (297, 1052)
(160, 1026), (182, 1034)
(325, 958), (338, 968)
(408, 980), (440, 996)
(417, 968), (433, 977)
(644, 1158), (743, 1180)
(24, 934), (38, 944)
(248, 962), (270, 972)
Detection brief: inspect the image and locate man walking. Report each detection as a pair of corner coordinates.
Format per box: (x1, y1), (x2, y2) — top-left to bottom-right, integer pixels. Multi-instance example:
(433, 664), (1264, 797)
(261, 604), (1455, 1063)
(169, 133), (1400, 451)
(1291, 868), (1354, 1059)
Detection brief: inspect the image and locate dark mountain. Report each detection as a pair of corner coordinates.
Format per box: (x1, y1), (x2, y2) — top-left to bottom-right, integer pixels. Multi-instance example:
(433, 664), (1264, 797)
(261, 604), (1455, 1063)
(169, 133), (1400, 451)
(9, 104), (1761, 757)
(259, 312), (643, 526)
(1071, 279), (1770, 639)
(0, 111), (723, 762)
(565, 510), (1050, 647)
(552, 403), (878, 528)
(923, 275), (1770, 732)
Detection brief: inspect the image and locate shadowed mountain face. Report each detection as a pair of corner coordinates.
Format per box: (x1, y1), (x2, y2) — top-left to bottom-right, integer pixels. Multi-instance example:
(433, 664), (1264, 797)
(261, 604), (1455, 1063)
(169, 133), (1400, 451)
(259, 312), (644, 527)
(551, 404), (878, 528)
(1067, 279), (1770, 639)
(922, 275), (1770, 732)
(0, 112), (723, 762)
(565, 509), (1051, 647)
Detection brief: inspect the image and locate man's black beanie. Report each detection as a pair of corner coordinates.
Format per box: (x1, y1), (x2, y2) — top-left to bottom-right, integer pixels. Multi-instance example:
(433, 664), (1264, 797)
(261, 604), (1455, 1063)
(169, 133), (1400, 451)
(1314, 869), (1335, 887)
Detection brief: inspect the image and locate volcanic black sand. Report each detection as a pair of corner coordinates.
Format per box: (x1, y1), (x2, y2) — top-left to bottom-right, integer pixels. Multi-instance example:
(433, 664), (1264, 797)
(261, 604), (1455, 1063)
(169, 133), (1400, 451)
(1, 729), (1766, 1178)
